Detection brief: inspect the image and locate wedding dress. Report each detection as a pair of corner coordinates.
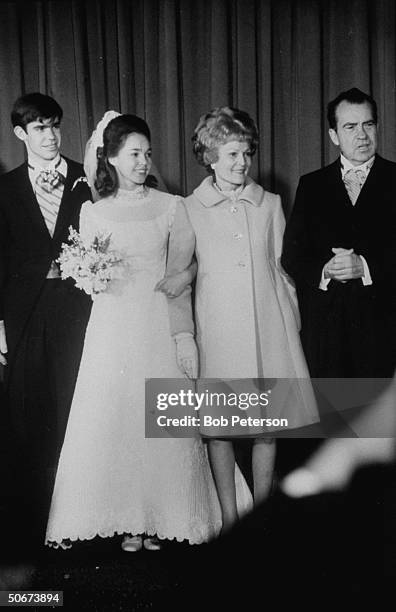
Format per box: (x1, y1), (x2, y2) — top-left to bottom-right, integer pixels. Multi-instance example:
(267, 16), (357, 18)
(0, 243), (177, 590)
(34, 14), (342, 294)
(45, 188), (251, 546)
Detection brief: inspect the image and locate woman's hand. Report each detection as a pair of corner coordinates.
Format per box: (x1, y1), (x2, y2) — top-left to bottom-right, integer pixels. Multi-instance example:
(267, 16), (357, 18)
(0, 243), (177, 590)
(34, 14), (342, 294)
(155, 260), (197, 298)
(174, 333), (198, 379)
(155, 270), (191, 298)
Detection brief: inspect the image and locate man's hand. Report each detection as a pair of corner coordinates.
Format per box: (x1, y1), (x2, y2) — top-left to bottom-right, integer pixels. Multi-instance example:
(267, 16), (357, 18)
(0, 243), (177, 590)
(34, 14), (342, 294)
(0, 321), (8, 366)
(323, 247), (364, 282)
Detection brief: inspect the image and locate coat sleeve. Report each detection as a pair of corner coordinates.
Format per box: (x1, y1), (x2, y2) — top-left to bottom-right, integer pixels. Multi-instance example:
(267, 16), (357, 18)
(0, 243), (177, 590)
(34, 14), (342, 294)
(281, 177), (329, 290)
(271, 195), (301, 330)
(166, 198), (196, 336)
(0, 185), (9, 321)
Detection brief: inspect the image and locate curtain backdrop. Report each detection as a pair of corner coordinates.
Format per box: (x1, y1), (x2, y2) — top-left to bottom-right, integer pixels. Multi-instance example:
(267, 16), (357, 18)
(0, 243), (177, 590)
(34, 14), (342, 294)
(0, 0), (395, 211)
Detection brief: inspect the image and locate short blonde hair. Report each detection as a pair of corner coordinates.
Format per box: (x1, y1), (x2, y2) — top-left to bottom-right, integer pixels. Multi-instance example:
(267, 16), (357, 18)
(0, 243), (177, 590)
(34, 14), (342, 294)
(192, 106), (259, 172)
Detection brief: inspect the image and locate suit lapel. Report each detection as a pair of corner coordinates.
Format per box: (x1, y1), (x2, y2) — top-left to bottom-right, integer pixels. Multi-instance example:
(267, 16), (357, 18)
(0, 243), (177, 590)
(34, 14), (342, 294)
(52, 161), (73, 242)
(15, 163), (52, 241)
(52, 159), (85, 243)
(325, 159), (352, 210)
(354, 155), (381, 210)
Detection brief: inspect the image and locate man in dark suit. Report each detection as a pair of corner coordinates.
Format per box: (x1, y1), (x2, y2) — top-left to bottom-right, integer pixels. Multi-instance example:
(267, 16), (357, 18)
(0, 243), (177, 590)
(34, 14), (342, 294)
(281, 87), (396, 382)
(0, 93), (92, 547)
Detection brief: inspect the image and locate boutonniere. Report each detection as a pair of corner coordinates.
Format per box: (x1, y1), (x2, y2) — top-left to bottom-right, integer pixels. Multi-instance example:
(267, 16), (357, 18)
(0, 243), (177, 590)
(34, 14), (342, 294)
(71, 176), (89, 191)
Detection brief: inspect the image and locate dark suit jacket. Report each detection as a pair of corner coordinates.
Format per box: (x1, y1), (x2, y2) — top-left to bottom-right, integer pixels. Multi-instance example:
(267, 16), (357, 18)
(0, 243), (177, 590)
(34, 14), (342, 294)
(0, 158), (92, 367)
(281, 155), (396, 377)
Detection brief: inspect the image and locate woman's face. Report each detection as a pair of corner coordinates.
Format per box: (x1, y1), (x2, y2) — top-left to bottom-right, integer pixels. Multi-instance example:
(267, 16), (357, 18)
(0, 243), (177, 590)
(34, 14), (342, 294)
(211, 140), (252, 190)
(109, 132), (152, 189)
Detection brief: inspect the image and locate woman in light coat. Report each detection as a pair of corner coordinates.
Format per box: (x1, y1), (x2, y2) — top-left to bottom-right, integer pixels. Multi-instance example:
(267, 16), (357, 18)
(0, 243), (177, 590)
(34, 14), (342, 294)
(183, 107), (318, 532)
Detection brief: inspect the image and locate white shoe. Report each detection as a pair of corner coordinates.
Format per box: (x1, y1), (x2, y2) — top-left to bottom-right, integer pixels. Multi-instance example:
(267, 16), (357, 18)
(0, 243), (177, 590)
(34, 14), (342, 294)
(143, 537), (162, 551)
(121, 535), (143, 552)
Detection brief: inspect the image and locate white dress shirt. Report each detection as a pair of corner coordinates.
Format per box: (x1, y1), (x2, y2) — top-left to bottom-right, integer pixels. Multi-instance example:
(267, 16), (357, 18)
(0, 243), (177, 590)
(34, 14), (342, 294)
(28, 154), (68, 278)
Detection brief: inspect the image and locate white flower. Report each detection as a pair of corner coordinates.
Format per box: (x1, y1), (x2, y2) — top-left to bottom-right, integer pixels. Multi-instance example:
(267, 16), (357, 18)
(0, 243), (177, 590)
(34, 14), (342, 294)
(90, 110), (121, 150)
(71, 176), (90, 191)
(57, 226), (125, 297)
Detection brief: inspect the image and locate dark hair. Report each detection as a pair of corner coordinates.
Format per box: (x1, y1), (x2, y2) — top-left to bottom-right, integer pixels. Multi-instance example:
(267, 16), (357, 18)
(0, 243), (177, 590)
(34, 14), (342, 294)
(95, 114), (157, 197)
(192, 106), (259, 173)
(11, 92), (63, 130)
(327, 88), (378, 130)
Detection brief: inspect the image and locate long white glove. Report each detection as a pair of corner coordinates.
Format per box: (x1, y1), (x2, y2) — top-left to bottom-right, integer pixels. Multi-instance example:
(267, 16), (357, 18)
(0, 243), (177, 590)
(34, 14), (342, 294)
(174, 332), (198, 379)
(0, 320), (8, 366)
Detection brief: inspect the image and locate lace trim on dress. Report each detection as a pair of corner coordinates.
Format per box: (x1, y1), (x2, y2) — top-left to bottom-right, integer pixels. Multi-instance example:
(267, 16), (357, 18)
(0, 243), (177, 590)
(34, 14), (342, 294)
(46, 515), (221, 548)
(114, 186), (150, 205)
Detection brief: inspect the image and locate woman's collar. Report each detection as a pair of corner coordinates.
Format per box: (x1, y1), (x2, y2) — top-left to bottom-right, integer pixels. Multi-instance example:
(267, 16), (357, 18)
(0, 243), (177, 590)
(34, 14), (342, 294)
(193, 175), (264, 207)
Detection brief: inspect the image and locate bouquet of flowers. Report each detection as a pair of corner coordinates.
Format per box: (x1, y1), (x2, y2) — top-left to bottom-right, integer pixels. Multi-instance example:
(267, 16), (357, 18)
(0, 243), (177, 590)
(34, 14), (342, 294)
(58, 227), (124, 296)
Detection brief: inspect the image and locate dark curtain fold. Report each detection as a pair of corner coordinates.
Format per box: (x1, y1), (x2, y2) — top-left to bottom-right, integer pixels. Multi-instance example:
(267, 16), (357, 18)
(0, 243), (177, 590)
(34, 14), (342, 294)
(0, 0), (395, 210)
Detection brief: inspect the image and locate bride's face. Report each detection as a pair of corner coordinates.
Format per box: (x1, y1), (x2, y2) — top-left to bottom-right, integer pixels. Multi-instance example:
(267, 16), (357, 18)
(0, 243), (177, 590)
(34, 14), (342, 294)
(109, 132), (152, 189)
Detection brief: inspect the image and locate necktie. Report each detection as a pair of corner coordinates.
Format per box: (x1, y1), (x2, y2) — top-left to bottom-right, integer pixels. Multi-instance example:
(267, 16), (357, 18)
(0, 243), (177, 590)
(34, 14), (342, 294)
(33, 167), (65, 236)
(343, 168), (366, 205)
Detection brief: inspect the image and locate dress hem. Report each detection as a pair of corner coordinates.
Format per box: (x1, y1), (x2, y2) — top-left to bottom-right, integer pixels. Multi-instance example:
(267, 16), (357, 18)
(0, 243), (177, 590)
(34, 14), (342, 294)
(45, 524), (221, 548)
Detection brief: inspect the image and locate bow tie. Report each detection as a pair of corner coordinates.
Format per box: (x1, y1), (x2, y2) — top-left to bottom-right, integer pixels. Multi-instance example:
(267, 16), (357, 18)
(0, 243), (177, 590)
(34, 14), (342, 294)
(36, 169), (65, 192)
(29, 160), (65, 192)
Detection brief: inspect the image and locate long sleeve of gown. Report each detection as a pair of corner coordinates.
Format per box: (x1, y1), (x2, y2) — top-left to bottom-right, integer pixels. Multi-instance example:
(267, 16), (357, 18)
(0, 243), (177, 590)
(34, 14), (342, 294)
(166, 199), (196, 336)
(79, 201), (99, 243)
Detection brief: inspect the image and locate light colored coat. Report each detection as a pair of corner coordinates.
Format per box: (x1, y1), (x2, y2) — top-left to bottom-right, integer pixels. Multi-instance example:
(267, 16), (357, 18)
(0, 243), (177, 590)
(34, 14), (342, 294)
(184, 176), (318, 429)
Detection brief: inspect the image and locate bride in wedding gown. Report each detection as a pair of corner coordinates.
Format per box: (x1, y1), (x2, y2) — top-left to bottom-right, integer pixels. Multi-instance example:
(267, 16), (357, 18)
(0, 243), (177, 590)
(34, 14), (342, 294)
(45, 113), (251, 551)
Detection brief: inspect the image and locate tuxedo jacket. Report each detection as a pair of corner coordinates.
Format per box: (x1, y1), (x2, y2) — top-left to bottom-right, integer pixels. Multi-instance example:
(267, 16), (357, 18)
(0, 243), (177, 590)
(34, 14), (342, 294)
(0, 158), (92, 365)
(281, 155), (396, 376)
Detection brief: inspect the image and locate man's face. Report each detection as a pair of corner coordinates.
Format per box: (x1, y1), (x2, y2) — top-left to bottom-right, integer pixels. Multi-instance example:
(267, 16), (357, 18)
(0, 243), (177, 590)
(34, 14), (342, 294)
(329, 101), (377, 166)
(14, 117), (61, 166)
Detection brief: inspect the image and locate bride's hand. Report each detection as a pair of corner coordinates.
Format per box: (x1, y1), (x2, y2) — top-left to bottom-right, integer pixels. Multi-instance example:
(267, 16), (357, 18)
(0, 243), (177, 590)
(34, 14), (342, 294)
(174, 333), (198, 379)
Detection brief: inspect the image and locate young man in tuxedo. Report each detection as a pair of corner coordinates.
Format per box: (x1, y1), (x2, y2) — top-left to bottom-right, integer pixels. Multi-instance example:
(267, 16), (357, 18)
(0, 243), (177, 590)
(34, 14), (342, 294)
(0, 93), (92, 548)
(282, 88), (396, 381)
